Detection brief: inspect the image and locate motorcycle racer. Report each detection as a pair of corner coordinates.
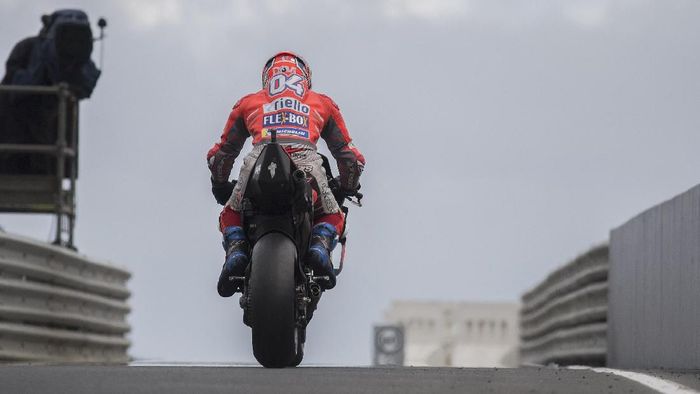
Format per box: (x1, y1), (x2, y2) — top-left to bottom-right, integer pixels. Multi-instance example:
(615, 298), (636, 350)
(207, 52), (365, 297)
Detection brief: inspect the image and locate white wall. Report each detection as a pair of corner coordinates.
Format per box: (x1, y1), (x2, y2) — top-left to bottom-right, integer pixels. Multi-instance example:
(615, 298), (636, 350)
(383, 301), (520, 367)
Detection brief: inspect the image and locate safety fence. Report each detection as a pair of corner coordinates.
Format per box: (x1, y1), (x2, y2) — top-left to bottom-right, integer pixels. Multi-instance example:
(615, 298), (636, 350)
(520, 245), (608, 366)
(0, 231), (131, 363)
(608, 184), (700, 369)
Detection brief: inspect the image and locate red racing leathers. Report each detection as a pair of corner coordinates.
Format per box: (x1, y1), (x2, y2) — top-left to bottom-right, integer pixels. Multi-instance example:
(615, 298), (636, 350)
(207, 87), (365, 235)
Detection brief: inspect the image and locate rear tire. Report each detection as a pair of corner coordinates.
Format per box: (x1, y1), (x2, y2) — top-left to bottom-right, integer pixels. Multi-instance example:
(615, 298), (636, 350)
(289, 328), (305, 367)
(249, 232), (299, 368)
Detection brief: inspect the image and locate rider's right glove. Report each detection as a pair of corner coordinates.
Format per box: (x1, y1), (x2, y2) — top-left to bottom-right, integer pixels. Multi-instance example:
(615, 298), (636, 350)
(211, 179), (236, 205)
(331, 176), (361, 205)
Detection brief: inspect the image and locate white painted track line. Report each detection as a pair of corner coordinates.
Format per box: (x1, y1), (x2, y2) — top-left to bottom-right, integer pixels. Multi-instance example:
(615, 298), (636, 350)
(570, 366), (700, 394)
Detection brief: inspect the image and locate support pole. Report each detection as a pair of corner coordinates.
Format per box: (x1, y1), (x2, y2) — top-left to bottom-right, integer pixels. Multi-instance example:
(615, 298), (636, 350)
(55, 84), (68, 246)
(68, 97), (79, 248)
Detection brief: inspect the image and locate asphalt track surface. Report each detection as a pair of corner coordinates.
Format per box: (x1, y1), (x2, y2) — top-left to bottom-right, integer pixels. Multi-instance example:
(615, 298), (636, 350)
(4, 365), (700, 394)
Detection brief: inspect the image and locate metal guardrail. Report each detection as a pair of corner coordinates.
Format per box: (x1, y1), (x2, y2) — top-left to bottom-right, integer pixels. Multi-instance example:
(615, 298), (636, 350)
(520, 245), (608, 366)
(0, 83), (79, 247)
(0, 231), (130, 363)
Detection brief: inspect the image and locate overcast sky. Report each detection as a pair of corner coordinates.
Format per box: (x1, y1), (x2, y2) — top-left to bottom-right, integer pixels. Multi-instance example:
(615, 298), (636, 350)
(1, 0), (699, 365)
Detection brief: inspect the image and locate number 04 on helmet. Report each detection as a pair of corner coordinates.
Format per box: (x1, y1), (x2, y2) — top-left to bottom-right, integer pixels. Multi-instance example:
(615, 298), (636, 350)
(262, 51), (312, 90)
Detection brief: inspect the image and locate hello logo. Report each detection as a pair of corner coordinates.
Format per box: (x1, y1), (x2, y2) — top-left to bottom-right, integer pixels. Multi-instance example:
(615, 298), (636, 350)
(263, 98), (310, 115)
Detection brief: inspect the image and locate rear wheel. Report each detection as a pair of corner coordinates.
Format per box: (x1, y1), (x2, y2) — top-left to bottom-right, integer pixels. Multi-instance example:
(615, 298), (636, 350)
(249, 232), (300, 368)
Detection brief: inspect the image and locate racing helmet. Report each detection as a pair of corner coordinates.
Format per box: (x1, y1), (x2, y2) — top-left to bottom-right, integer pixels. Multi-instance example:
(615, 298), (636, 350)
(262, 51), (312, 90)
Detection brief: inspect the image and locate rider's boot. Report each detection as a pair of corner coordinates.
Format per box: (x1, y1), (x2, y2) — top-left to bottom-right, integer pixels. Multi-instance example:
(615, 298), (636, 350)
(217, 226), (250, 297)
(307, 223), (338, 289)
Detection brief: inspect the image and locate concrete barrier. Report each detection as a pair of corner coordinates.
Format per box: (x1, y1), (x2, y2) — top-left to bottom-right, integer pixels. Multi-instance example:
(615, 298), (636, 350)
(608, 184), (700, 369)
(520, 245), (608, 366)
(0, 231), (131, 363)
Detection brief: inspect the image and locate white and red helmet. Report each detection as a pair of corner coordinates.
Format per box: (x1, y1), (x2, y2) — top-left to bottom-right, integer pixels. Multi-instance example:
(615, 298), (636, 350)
(262, 51), (312, 90)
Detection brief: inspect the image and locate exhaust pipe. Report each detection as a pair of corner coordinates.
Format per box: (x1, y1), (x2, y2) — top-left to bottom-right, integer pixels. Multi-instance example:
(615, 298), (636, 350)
(293, 169), (306, 183)
(293, 169), (310, 206)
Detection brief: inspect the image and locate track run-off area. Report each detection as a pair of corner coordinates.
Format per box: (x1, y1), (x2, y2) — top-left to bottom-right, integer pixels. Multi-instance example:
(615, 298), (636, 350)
(1, 364), (699, 394)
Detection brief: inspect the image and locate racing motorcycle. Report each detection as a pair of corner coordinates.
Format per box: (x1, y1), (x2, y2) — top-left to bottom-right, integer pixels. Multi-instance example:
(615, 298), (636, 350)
(232, 129), (362, 368)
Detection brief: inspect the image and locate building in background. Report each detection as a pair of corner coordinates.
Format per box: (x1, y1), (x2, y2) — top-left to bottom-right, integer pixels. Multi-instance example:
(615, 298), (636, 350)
(379, 301), (520, 367)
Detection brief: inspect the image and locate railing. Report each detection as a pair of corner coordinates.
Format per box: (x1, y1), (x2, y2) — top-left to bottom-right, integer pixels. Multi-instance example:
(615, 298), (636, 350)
(0, 84), (78, 247)
(520, 245), (608, 366)
(0, 231), (130, 363)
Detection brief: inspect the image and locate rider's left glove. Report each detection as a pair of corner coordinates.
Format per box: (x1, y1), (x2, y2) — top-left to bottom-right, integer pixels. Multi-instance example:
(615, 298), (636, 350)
(211, 179), (236, 205)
